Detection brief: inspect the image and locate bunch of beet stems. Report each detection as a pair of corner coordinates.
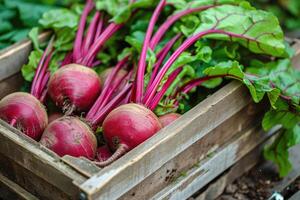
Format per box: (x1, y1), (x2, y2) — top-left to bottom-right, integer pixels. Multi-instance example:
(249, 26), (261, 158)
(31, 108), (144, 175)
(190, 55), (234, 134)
(92, 0), (263, 167)
(61, 0), (122, 67)
(0, 37), (54, 140)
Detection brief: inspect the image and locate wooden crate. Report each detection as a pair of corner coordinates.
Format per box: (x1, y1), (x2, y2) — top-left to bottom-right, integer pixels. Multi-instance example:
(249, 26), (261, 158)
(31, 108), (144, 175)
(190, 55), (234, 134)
(0, 38), (298, 200)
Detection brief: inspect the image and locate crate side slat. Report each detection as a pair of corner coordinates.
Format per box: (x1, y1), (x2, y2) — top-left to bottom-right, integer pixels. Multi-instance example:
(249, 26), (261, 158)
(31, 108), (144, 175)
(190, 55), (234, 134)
(194, 144), (263, 200)
(152, 126), (279, 200)
(0, 172), (39, 200)
(0, 120), (87, 198)
(0, 153), (71, 200)
(0, 32), (50, 81)
(120, 102), (265, 200)
(80, 81), (251, 199)
(289, 191), (300, 200)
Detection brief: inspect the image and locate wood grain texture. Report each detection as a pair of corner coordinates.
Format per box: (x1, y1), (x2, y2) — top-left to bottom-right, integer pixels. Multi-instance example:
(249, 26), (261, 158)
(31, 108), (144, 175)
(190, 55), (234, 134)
(0, 153), (72, 200)
(0, 73), (23, 99)
(289, 191), (300, 200)
(0, 172), (39, 200)
(0, 32), (50, 81)
(0, 120), (87, 198)
(61, 156), (100, 178)
(79, 81), (253, 200)
(194, 141), (264, 200)
(151, 126), (279, 200)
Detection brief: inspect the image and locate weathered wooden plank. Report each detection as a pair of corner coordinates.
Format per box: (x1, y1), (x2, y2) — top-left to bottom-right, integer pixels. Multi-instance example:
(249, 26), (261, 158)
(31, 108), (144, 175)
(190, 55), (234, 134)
(120, 102), (265, 200)
(151, 126), (279, 200)
(0, 32), (50, 81)
(289, 191), (300, 200)
(0, 73), (23, 99)
(0, 120), (87, 198)
(0, 153), (72, 200)
(61, 156), (100, 178)
(79, 81), (253, 199)
(0, 173), (39, 200)
(194, 140), (264, 200)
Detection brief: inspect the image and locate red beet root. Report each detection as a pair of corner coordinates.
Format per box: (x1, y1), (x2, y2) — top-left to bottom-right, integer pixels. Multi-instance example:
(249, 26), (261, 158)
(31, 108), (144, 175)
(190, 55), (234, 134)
(48, 64), (102, 114)
(40, 117), (97, 159)
(0, 92), (48, 140)
(95, 103), (162, 166)
(159, 113), (181, 127)
(96, 145), (112, 162)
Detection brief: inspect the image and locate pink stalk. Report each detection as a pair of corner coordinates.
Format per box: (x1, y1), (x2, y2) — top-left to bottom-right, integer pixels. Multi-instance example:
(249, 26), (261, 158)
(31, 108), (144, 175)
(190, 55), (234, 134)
(82, 23), (123, 67)
(39, 73), (51, 103)
(145, 34), (181, 101)
(148, 67), (183, 110)
(34, 51), (53, 99)
(134, 0), (166, 103)
(86, 57), (129, 119)
(83, 11), (101, 56)
(143, 29), (255, 106)
(89, 83), (132, 127)
(172, 74), (241, 106)
(95, 14), (104, 39)
(61, 52), (73, 66)
(97, 71), (132, 110)
(73, 0), (94, 61)
(31, 37), (54, 101)
(91, 60), (102, 67)
(149, 5), (215, 49)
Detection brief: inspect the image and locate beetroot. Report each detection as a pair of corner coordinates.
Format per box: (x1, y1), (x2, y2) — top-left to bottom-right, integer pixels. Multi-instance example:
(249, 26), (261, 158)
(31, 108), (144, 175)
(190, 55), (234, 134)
(96, 145), (112, 162)
(0, 92), (48, 140)
(40, 117), (97, 159)
(94, 104), (162, 166)
(48, 0), (123, 114)
(48, 64), (102, 114)
(159, 113), (181, 127)
(0, 39), (53, 140)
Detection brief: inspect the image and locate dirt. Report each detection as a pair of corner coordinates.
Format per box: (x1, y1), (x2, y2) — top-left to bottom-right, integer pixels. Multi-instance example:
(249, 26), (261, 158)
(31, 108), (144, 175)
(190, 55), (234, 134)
(218, 162), (300, 200)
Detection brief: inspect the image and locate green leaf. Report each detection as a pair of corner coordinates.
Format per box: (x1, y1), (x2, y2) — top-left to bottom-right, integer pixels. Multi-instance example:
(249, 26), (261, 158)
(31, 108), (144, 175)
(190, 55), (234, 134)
(39, 8), (79, 29)
(262, 99), (300, 131)
(194, 5), (286, 57)
(53, 28), (76, 51)
(28, 27), (41, 51)
(21, 50), (43, 82)
(96, 0), (157, 24)
(264, 123), (300, 177)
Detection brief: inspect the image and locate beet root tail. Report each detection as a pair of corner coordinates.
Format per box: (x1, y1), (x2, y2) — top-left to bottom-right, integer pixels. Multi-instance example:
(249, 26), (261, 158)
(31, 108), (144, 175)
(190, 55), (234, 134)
(93, 143), (128, 167)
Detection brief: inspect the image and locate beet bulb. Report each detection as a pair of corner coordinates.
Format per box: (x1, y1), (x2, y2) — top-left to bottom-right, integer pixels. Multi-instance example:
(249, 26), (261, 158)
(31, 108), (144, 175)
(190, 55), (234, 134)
(48, 64), (102, 114)
(0, 92), (48, 140)
(159, 113), (181, 127)
(95, 103), (162, 167)
(96, 145), (113, 162)
(40, 117), (97, 159)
